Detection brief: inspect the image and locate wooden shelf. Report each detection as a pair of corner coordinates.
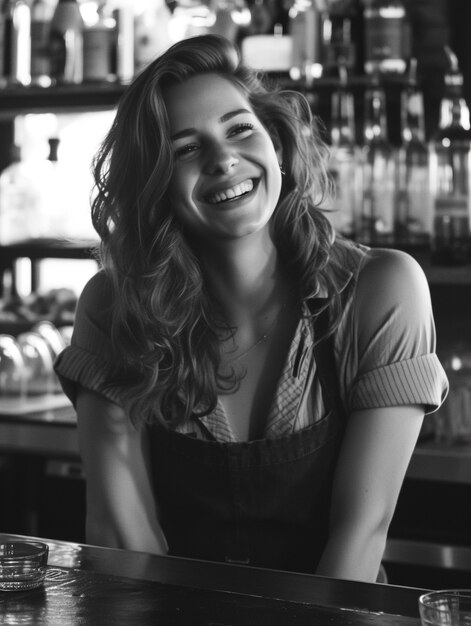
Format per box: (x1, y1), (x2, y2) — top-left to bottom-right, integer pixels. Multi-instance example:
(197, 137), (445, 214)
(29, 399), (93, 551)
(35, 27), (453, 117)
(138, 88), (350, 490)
(0, 82), (126, 117)
(0, 239), (97, 261)
(421, 263), (471, 285)
(0, 239), (99, 293)
(408, 250), (471, 286)
(0, 73), (409, 118)
(0, 82), (468, 286)
(0, 240), (469, 285)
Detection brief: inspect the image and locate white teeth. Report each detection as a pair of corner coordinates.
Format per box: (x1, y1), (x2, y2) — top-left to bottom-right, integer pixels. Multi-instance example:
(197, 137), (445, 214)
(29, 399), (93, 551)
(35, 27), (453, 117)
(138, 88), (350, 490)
(207, 179), (254, 204)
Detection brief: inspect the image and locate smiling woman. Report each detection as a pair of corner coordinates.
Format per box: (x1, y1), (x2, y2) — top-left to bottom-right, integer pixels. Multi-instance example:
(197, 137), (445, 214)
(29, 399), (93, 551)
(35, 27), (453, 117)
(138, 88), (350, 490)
(53, 34), (448, 583)
(164, 73), (282, 240)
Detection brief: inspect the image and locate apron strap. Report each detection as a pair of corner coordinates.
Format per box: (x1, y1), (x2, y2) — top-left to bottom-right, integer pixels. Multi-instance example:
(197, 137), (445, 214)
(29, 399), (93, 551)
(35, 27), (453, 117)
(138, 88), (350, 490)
(192, 299), (346, 438)
(310, 300), (347, 423)
(191, 413), (218, 441)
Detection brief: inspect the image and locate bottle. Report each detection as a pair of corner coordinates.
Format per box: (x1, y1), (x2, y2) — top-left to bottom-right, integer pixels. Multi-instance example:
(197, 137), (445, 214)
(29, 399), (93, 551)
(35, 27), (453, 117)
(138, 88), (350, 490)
(49, 0), (84, 84)
(326, 64), (359, 238)
(30, 0), (55, 87)
(134, 0), (172, 76)
(209, 0), (250, 44)
(0, 145), (40, 245)
(38, 137), (70, 239)
(112, 4), (134, 83)
(321, 0), (359, 77)
(0, 3), (6, 85)
(359, 75), (396, 245)
(2, 0), (31, 86)
(82, 2), (115, 82)
(430, 47), (471, 265)
(288, 0), (323, 84)
(395, 58), (432, 248)
(432, 341), (471, 445)
(362, 0), (410, 75)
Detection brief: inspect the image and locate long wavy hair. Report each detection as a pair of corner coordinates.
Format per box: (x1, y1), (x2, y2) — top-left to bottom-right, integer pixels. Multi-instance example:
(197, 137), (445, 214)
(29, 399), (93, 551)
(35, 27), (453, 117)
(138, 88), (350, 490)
(91, 34), (340, 427)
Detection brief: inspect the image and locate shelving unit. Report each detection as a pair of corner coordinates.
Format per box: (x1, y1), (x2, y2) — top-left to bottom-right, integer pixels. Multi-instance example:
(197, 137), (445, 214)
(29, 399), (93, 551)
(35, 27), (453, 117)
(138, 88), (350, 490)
(0, 83), (126, 117)
(0, 83), (468, 295)
(0, 239), (98, 294)
(1, 80), (471, 587)
(405, 249), (471, 286)
(0, 83), (119, 292)
(1, 239), (470, 294)
(1, 81), (468, 290)
(0, 82), (125, 173)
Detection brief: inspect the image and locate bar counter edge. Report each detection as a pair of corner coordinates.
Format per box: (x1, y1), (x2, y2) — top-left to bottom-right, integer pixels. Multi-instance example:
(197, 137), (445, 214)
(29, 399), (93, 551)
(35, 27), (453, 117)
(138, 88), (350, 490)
(0, 532), (428, 619)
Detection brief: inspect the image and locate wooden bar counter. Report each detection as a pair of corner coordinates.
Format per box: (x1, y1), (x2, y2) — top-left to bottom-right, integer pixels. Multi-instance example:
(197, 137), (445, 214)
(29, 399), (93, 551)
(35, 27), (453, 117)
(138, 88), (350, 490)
(0, 532), (427, 625)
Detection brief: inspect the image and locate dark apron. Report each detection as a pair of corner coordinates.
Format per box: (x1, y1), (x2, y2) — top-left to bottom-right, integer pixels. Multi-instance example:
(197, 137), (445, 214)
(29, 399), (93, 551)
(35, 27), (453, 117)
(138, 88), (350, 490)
(148, 305), (347, 574)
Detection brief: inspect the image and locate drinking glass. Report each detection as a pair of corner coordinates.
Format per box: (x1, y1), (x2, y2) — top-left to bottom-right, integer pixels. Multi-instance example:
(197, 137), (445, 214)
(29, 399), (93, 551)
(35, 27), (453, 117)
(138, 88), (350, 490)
(58, 324), (74, 346)
(0, 541), (49, 591)
(31, 320), (67, 358)
(16, 331), (57, 394)
(0, 334), (27, 397)
(419, 589), (471, 625)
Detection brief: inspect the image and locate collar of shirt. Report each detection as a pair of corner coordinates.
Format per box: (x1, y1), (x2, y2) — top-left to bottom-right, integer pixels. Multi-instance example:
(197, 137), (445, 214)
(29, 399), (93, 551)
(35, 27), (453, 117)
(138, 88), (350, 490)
(179, 306), (314, 443)
(177, 242), (359, 442)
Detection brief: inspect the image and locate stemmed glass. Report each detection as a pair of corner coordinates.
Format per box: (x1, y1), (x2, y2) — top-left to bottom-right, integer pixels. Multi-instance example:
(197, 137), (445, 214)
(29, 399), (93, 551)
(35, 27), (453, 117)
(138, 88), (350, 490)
(16, 331), (57, 395)
(31, 320), (67, 359)
(0, 334), (27, 399)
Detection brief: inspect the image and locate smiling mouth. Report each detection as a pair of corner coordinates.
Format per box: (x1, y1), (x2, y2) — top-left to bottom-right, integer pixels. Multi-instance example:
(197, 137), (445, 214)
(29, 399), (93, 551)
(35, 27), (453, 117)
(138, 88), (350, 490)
(205, 179), (257, 204)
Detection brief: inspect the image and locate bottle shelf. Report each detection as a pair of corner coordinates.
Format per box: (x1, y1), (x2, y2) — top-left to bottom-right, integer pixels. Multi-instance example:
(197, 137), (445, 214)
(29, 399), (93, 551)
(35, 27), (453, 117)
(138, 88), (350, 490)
(0, 240), (469, 285)
(0, 82), (126, 117)
(0, 81), (468, 287)
(406, 249), (471, 286)
(0, 239), (97, 261)
(0, 73), (410, 118)
(420, 261), (471, 285)
(0, 239), (99, 295)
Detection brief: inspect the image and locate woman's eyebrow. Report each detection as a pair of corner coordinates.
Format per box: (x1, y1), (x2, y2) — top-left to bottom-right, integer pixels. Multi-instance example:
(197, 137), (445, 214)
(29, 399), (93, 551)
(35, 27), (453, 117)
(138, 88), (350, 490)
(171, 108), (252, 141)
(171, 128), (197, 141)
(219, 108), (251, 123)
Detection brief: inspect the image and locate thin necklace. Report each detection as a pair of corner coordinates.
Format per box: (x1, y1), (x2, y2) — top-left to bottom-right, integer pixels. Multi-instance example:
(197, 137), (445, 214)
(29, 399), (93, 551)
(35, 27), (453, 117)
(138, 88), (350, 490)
(228, 300), (289, 363)
(232, 332), (270, 362)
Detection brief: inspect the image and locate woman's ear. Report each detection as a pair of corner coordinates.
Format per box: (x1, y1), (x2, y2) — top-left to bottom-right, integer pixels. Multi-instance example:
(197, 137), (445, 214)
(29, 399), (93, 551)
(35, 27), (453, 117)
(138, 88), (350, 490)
(276, 147), (284, 173)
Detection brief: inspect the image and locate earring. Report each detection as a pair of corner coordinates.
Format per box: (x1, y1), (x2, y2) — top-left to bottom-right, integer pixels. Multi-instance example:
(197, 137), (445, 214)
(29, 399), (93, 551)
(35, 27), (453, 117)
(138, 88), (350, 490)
(279, 163), (286, 175)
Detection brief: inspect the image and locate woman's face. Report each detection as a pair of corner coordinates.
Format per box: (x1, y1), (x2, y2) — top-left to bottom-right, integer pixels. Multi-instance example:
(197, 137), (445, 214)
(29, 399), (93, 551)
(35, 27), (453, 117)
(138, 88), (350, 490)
(163, 73), (282, 244)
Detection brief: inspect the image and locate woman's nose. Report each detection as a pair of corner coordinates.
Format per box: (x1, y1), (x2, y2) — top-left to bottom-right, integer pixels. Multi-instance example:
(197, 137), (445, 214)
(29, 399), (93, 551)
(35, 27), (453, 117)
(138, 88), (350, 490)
(205, 144), (239, 174)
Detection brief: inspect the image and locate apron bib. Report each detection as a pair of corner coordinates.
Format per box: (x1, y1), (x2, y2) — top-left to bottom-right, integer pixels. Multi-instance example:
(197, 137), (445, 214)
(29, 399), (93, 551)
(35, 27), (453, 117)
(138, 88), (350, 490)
(149, 305), (347, 574)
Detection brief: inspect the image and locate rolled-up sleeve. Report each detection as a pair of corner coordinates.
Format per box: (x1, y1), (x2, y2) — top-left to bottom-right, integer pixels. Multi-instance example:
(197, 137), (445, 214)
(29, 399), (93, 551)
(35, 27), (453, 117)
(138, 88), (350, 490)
(340, 248), (449, 415)
(54, 272), (125, 407)
(351, 354), (448, 414)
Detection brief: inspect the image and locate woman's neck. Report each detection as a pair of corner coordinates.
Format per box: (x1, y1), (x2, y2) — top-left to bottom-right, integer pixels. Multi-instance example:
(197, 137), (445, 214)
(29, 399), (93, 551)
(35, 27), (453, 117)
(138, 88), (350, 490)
(196, 231), (289, 325)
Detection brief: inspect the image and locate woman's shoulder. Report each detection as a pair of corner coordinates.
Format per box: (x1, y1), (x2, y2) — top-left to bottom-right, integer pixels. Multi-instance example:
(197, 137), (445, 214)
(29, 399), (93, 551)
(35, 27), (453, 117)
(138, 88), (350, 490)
(76, 270), (114, 322)
(354, 246), (432, 325)
(329, 239), (432, 326)
(357, 246), (428, 296)
(80, 269), (112, 298)
(331, 238), (427, 292)
(66, 270), (116, 360)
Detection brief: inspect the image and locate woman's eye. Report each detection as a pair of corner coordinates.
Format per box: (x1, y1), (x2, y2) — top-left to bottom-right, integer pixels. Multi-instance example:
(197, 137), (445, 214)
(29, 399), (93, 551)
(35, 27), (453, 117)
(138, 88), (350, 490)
(228, 123), (254, 138)
(174, 143), (199, 160)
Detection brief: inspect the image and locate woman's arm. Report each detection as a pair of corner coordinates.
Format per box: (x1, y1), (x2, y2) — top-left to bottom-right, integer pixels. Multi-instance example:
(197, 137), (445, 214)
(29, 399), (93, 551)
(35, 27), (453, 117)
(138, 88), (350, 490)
(76, 388), (168, 554)
(315, 248), (446, 581)
(315, 404), (424, 582)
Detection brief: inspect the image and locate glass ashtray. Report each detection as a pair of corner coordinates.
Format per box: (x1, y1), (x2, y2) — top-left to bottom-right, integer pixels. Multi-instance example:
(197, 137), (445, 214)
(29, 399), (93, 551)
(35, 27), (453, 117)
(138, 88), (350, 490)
(419, 589), (471, 625)
(0, 541), (49, 591)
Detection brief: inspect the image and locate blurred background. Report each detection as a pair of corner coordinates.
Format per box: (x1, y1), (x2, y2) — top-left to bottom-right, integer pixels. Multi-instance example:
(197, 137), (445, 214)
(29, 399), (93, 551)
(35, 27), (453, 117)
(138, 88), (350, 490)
(0, 0), (471, 591)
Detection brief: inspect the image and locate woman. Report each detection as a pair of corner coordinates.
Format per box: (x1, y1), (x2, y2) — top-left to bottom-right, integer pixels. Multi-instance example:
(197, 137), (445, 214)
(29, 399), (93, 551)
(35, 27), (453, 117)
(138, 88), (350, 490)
(54, 34), (448, 582)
